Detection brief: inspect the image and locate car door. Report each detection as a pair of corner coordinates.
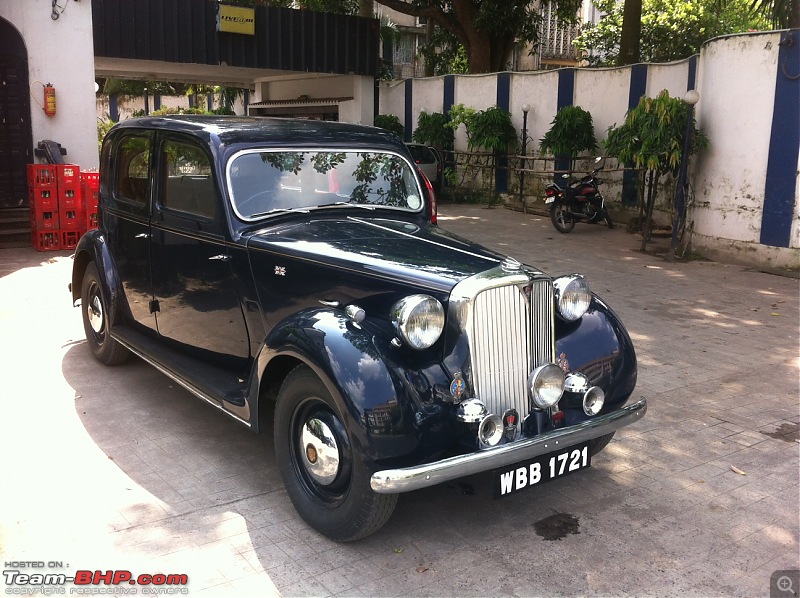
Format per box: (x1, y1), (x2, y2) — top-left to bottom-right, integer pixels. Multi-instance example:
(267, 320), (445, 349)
(103, 129), (157, 331)
(149, 133), (250, 370)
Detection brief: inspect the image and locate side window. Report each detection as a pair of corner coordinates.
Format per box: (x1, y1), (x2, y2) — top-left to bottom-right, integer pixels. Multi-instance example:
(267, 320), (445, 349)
(160, 139), (216, 219)
(114, 134), (151, 205)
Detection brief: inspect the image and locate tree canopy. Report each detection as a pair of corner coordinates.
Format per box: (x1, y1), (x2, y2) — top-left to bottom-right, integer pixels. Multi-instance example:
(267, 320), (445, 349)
(575, 0), (771, 66)
(372, 0), (582, 73)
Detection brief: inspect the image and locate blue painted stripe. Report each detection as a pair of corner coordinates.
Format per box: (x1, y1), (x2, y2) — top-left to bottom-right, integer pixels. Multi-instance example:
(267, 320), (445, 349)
(404, 78), (413, 142)
(207, 93), (213, 112)
(554, 69), (576, 181)
(622, 64), (649, 206)
(760, 31), (800, 248)
(154, 94), (161, 111)
(687, 55), (698, 91)
(109, 94), (119, 122)
(496, 73), (511, 193)
(443, 75), (455, 117)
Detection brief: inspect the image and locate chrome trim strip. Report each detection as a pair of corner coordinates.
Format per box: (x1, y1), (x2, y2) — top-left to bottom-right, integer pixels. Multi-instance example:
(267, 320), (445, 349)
(370, 398), (647, 494)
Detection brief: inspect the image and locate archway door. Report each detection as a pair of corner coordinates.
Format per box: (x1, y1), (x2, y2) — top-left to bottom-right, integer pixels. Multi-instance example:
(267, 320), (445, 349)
(0, 18), (32, 210)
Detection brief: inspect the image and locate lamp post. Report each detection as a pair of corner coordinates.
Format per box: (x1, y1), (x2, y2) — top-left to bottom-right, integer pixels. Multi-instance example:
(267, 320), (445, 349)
(519, 104), (530, 213)
(670, 90), (700, 258)
(144, 87), (150, 116)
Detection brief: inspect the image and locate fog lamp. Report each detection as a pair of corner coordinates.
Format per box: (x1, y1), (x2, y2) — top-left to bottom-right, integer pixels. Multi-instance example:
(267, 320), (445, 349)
(583, 386), (605, 416)
(456, 398), (487, 423)
(478, 414), (503, 447)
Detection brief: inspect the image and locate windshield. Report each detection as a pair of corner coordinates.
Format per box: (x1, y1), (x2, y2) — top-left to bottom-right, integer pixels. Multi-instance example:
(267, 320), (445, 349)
(227, 149), (424, 220)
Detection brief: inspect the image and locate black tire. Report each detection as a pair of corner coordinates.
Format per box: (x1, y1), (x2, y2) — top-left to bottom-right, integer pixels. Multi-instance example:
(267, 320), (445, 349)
(550, 205), (576, 233)
(274, 365), (397, 542)
(81, 263), (130, 365)
(605, 213), (614, 229)
(588, 432), (615, 456)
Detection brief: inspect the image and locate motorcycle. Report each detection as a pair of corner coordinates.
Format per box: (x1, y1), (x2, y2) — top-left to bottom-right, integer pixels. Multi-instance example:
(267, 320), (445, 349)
(544, 156), (613, 233)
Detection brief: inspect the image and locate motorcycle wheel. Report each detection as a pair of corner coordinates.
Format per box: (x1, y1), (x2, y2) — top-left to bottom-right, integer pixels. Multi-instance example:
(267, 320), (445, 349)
(550, 205), (576, 233)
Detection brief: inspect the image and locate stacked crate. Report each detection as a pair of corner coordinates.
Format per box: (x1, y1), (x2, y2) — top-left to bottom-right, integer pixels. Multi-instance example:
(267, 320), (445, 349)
(57, 164), (83, 250)
(27, 164), (98, 251)
(27, 164), (60, 251)
(81, 171), (100, 232)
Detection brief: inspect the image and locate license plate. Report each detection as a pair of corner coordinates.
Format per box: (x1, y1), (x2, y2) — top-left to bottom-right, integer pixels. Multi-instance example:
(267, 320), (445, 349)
(494, 443), (591, 498)
(544, 197), (555, 205)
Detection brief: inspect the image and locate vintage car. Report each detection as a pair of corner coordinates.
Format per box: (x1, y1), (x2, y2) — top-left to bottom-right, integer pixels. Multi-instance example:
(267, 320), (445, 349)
(70, 116), (646, 542)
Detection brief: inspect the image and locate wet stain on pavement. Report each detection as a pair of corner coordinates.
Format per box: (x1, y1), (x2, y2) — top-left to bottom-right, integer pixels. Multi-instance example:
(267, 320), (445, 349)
(533, 513), (580, 541)
(761, 422), (800, 443)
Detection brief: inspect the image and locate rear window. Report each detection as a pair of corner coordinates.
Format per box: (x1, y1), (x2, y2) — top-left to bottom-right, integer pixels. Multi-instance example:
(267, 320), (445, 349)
(227, 150), (423, 221)
(407, 145), (436, 164)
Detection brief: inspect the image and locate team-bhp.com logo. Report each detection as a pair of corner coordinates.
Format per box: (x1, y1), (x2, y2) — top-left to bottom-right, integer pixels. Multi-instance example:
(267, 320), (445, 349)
(4, 562), (188, 595)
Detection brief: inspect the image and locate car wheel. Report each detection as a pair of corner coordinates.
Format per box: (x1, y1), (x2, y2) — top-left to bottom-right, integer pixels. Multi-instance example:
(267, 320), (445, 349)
(550, 205), (576, 233)
(588, 432), (615, 456)
(81, 263), (130, 366)
(275, 365), (398, 542)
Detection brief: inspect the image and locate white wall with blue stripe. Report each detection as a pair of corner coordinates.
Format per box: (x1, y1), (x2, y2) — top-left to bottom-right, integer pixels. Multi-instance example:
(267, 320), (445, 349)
(380, 30), (799, 270)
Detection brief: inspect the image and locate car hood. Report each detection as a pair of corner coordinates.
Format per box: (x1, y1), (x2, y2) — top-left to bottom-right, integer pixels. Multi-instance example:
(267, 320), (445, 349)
(245, 215), (505, 292)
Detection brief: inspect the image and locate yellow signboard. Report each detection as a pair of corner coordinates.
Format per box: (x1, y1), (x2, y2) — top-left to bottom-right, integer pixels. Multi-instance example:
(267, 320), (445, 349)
(218, 4), (255, 36)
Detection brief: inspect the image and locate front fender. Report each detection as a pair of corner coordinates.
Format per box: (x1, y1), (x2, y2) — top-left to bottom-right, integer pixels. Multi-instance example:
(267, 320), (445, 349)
(257, 309), (426, 464)
(71, 230), (124, 320)
(555, 294), (638, 416)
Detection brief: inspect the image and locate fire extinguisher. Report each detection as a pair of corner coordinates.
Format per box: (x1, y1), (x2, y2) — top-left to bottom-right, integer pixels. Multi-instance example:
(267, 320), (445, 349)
(43, 83), (56, 116)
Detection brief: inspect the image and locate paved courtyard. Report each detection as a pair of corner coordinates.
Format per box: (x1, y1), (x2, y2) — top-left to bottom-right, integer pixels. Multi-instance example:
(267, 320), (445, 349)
(1, 204), (798, 597)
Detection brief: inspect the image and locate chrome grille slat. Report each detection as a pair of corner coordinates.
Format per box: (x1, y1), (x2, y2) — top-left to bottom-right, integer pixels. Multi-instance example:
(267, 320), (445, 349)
(469, 280), (553, 419)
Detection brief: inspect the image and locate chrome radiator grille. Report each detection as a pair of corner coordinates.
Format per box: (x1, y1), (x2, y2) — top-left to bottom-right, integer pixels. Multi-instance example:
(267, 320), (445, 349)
(469, 279), (554, 417)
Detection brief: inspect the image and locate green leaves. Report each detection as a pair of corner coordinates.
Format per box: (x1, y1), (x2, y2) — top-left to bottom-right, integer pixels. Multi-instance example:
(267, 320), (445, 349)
(413, 111), (455, 150)
(466, 107), (517, 154)
(539, 106), (598, 159)
(604, 90), (708, 177)
(373, 114), (405, 138)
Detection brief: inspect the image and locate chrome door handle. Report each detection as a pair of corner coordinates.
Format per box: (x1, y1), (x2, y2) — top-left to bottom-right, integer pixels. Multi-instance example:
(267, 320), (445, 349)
(135, 233), (150, 239)
(209, 254), (231, 261)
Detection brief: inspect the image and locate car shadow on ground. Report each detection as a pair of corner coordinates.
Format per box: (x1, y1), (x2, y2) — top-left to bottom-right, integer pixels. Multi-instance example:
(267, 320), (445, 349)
(60, 341), (687, 596)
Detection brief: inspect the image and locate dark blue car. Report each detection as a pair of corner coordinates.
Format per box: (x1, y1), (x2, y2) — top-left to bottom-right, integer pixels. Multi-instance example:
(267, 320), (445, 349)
(71, 116), (645, 541)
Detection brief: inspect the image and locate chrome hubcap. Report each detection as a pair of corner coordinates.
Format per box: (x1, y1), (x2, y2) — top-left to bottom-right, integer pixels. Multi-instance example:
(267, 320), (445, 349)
(299, 417), (340, 485)
(88, 292), (104, 334)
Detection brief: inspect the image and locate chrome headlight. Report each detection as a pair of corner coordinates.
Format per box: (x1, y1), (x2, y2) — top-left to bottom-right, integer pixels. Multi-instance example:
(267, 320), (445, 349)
(391, 294), (445, 350)
(528, 364), (565, 410)
(553, 274), (592, 321)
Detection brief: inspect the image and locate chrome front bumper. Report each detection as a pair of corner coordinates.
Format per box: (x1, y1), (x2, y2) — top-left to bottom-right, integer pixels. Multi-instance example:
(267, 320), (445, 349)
(370, 398), (647, 494)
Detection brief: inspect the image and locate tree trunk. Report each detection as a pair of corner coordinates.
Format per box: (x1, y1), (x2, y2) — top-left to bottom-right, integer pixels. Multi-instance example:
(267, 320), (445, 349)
(424, 20), (435, 77)
(618, 0), (642, 66)
(358, 0), (372, 18)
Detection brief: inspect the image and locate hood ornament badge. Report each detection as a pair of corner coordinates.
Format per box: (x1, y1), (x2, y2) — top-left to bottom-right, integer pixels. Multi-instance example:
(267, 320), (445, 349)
(501, 257), (522, 272)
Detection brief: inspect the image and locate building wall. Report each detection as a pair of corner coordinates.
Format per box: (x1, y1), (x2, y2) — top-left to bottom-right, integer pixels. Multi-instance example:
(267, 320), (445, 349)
(0, 0), (99, 169)
(380, 30), (800, 270)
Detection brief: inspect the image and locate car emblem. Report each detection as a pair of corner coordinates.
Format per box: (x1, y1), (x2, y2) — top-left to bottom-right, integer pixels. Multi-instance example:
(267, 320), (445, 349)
(450, 373), (466, 401)
(557, 352), (570, 373)
(274, 266), (286, 276)
(502, 409), (519, 440)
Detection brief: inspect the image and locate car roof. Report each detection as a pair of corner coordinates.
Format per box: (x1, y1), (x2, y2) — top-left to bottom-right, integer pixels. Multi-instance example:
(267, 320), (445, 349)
(112, 115), (408, 153)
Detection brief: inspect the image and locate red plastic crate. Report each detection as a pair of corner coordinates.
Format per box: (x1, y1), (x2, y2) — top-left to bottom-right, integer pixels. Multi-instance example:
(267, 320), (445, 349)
(28, 186), (58, 211)
(32, 230), (61, 252)
(30, 207), (60, 230)
(81, 171), (100, 231)
(27, 164), (57, 188)
(86, 209), (99, 231)
(81, 171), (99, 208)
(60, 229), (82, 250)
(59, 207), (84, 230)
(56, 164), (80, 187)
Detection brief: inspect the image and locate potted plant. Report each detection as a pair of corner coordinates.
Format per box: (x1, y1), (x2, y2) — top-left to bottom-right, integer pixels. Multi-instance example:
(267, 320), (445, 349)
(540, 105), (598, 172)
(604, 90), (707, 251)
